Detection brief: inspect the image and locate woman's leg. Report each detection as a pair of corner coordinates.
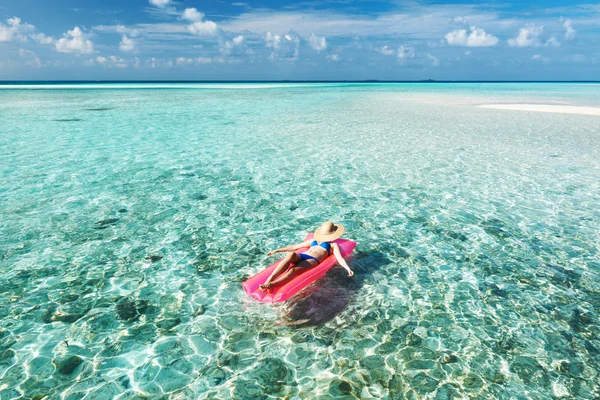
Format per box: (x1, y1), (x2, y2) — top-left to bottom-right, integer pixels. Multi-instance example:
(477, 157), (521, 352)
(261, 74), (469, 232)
(263, 259), (317, 288)
(260, 252), (300, 290)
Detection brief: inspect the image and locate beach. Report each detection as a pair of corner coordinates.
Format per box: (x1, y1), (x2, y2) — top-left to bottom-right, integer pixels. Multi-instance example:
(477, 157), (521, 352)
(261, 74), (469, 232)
(1, 83), (599, 399)
(478, 103), (600, 116)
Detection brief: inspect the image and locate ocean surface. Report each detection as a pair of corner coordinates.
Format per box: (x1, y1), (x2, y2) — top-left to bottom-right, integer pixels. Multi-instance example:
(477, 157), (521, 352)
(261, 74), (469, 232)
(1, 83), (599, 399)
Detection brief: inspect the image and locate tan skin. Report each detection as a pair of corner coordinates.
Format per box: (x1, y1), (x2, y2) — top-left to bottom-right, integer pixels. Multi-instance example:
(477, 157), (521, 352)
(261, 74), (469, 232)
(259, 240), (354, 291)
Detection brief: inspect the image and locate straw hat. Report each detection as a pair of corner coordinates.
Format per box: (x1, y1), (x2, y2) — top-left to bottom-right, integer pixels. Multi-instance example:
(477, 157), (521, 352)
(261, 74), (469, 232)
(314, 221), (345, 242)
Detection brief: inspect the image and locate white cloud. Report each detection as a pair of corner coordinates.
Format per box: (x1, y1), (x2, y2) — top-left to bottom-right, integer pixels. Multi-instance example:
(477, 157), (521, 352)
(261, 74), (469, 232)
(183, 8), (218, 37)
(94, 25), (140, 37)
(196, 57), (212, 64)
(397, 45), (415, 59)
(187, 20), (218, 36)
(450, 16), (469, 25)
(328, 53), (340, 61)
(508, 25), (559, 47)
(265, 31), (300, 60)
(55, 27), (94, 54)
(183, 8), (204, 22)
(117, 25), (139, 37)
(31, 33), (54, 44)
(426, 53), (440, 66)
(176, 57), (194, 65)
(531, 54), (550, 63)
(220, 35), (245, 55)
(120, 35), (136, 52)
(115, 25), (139, 36)
(19, 48), (41, 67)
(508, 25), (540, 47)
(149, 0), (171, 8)
(146, 57), (173, 68)
(377, 45), (394, 56)
(545, 36), (560, 47)
(0, 17), (35, 43)
(93, 55), (128, 68)
(19, 48), (33, 57)
(220, 6), (513, 41)
(560, 18), (576, 40)
(232, 35), (244, 46)
(308, 33), (327, 52)
(445, 26), (498, 47)
(110, 56), (128, 68)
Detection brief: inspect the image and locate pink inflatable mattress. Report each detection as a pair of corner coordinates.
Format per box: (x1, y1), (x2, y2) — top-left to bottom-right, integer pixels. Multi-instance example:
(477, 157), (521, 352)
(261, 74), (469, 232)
(242, 233), (357, 303)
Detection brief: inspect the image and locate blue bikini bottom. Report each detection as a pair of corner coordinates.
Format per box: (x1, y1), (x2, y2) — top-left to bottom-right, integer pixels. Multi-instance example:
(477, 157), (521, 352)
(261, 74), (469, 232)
(298, 253), (319, 265)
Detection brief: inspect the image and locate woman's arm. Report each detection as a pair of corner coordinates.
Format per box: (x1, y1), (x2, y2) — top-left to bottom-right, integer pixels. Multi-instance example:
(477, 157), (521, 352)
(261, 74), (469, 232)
(332, 243), (354, 276)
(267, 240), (311, 256)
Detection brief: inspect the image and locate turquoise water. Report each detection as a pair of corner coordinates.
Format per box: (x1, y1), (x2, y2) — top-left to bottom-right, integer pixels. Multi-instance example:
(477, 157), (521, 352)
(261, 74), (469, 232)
(1, 83), (599, 399)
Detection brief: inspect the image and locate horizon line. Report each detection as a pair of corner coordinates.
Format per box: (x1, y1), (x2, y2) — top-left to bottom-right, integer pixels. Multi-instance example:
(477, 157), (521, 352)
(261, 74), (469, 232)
(1, 80), (600, 84)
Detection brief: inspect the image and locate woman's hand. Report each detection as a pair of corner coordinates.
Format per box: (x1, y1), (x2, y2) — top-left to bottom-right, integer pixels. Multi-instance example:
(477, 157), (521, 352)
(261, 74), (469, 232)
(347, 269), (354, 277)
(267, 250), (278, 256)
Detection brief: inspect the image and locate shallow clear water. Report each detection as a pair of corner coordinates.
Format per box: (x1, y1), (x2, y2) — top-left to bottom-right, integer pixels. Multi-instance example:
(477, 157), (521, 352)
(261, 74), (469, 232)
(1, 83), (599, 399)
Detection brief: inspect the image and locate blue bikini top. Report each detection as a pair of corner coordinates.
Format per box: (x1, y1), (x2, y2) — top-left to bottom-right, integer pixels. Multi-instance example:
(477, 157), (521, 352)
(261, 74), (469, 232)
(310, 240), (331, 255)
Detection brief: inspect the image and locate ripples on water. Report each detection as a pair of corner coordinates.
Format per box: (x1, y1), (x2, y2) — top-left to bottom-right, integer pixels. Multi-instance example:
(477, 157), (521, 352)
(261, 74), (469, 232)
(0, 84), (599, 399)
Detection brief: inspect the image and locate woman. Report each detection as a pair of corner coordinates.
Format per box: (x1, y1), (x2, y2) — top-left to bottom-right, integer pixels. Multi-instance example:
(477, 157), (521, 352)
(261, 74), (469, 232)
(259, 221), (354, 291)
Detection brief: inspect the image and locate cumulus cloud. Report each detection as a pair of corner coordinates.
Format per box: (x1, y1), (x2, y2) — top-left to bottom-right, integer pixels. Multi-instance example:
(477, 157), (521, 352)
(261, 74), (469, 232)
(328, 54), (340, 61)
(426, 53), (440, 66)
(397, 45), (415, 59)
(183, 8), (204, 22)
(197, 57), (212, 64)
(31, 32), (54, 44)
(560, 18), (576, 40)
(120, 35), (136, 52)
(220, 35), (245, 55)
(188, 20), (218, 36)
(308, 33), (327, 52)
(508, 25), (560, 47)
(55, 27), (94, 54)
(110, 56), (128, 68)
(93, 55), (128, 68)
(445, 26), (498, 47)
(149, 0), (171, 8)
(265, 31), (300, 60)
(182, 7), (218, 36)
(0, 17), (35, 43)
(377, 45), (394, 56)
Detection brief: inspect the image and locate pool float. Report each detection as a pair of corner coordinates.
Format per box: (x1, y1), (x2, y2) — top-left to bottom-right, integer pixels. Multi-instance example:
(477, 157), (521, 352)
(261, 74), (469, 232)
(242, 233), (357, 303)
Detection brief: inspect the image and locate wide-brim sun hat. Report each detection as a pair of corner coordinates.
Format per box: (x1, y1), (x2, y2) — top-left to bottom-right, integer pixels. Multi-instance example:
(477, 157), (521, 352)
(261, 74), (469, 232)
(314, 221), (345, 242)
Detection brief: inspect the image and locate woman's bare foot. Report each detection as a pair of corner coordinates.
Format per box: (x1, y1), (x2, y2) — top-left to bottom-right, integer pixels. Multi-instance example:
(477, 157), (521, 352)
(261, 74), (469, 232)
(259, 282), (274, 291)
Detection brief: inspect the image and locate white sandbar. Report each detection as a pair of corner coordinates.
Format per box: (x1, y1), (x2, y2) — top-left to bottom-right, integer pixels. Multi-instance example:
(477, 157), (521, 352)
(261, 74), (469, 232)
(478, 103), (600, 116)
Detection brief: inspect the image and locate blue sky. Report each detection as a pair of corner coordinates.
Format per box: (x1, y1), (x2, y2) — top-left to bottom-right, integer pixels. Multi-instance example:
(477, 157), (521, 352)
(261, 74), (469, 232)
(0, 0), (598, 80)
